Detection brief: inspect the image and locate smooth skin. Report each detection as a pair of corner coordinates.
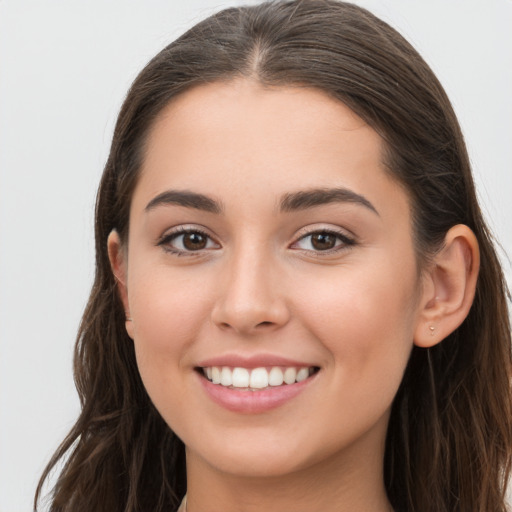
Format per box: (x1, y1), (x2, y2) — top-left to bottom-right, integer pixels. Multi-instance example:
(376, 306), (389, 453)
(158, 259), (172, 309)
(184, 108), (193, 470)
(108, 80), (479, 512)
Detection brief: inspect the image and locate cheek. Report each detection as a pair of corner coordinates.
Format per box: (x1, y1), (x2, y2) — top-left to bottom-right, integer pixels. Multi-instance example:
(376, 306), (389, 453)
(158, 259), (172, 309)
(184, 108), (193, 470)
(295, 255), (418, 388)
(126, 267), (213, 408)
(129, 266), (211, 351)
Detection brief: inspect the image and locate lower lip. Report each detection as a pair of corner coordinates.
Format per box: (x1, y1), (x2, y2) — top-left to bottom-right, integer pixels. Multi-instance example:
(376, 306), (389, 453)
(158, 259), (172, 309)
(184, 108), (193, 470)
(198, 372), (317, 414)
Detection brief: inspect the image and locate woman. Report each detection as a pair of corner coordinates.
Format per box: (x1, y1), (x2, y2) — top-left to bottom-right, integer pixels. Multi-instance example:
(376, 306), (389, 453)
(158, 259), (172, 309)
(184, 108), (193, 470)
(35, 1), (512, 511)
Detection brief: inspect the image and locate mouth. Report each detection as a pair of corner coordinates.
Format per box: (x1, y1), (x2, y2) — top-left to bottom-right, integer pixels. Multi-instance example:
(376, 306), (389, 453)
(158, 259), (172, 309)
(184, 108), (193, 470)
(196, 365), (320, 391)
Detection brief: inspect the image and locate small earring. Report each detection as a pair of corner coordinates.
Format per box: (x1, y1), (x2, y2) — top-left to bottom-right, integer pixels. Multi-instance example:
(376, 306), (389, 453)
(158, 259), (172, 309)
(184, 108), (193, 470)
(126, 316), (133, 322)
(429, 325), (435, 336)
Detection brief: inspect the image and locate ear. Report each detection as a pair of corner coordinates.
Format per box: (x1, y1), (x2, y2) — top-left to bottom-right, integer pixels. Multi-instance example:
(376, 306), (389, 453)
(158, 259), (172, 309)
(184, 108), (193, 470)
(107, 230), (134, 339)
(414, 224), (480, 348)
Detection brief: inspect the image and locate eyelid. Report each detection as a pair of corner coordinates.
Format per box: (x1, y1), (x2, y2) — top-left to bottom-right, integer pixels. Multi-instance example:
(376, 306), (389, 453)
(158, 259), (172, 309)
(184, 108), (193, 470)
(290, 225), (357, 253)
(294, 223), (356, 239)
(157, 224), (221, 255)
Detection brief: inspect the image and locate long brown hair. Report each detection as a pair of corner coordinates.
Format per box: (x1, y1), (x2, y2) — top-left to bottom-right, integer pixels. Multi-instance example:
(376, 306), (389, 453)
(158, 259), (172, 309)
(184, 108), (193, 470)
(35, 1), (512, 511)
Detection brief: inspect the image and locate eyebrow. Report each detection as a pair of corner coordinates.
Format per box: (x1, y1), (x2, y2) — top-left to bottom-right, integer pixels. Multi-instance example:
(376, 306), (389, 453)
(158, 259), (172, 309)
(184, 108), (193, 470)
(145, 190), (223, 214)
(144, 186), (378, 216)
(280, 187), (379, 215)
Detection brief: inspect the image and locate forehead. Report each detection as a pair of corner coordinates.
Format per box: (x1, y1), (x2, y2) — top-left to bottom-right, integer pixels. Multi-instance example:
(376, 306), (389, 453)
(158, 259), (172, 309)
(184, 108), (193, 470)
(134, 79), (409, 221)
(145, 80), (371, 164)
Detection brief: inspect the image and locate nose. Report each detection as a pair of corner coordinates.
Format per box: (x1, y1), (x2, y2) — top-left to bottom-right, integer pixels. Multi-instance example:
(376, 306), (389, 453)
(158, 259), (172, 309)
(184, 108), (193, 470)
(210, 248), (291, 335)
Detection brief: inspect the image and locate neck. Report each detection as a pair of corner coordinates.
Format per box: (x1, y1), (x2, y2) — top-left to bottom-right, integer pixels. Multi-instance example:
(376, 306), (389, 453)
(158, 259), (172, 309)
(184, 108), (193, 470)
(184, 427), (393, 512)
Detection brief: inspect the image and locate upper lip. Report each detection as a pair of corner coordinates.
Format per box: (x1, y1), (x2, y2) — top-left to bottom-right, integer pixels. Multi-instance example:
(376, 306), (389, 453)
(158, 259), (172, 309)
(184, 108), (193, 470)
(196, 353), (317, 369)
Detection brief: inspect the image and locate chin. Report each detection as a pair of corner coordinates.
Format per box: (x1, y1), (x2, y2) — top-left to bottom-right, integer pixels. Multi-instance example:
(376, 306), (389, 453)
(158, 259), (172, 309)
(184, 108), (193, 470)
(208, 451), (309, 479)
(185, 432), (315, 478)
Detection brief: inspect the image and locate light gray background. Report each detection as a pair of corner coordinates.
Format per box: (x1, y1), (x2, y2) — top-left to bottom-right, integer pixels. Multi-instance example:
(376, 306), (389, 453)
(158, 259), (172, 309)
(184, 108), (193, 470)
(1, 1), (511, 510)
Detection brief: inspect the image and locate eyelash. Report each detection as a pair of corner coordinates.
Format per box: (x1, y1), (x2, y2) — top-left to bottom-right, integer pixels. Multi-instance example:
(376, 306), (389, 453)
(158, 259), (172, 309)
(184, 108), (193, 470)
(157, 226), (218, 256)
(157, 226), (356, 257)
(291, 228), (356, 255)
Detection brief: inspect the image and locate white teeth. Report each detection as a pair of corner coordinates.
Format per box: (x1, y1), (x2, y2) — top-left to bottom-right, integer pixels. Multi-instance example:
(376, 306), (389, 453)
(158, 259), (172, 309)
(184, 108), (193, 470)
(232, 367), (250, 388)
(202, 365), (316, 389)
(268, 367), (284, 386)
(220, 367), (232, 386)
(296, 367), (309, 382)
(211, 366), (221, 384)
(249, 367), (269, 389)
(283, 367), (297, 385)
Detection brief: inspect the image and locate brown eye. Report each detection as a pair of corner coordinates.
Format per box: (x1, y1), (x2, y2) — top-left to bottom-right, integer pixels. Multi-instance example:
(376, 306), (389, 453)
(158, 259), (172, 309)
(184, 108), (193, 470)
(159, 229), (219, 254)
(182, 232), (208, 250)
(310, 232), (337, 250)
(293, 229), (355, 253)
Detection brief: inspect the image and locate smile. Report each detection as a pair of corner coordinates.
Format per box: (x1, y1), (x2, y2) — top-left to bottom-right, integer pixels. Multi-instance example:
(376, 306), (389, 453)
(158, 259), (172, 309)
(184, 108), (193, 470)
(197, 364), (320, 413)
(201, 366), (318, 390)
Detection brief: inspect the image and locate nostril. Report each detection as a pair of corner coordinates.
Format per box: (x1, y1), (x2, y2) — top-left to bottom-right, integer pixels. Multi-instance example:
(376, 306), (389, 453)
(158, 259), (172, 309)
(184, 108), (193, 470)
(256, 321), (274, 328)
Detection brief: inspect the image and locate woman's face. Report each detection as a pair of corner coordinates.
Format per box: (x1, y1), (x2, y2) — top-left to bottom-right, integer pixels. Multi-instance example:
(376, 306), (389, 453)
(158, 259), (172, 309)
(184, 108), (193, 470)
(113, 80), (427, 479)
